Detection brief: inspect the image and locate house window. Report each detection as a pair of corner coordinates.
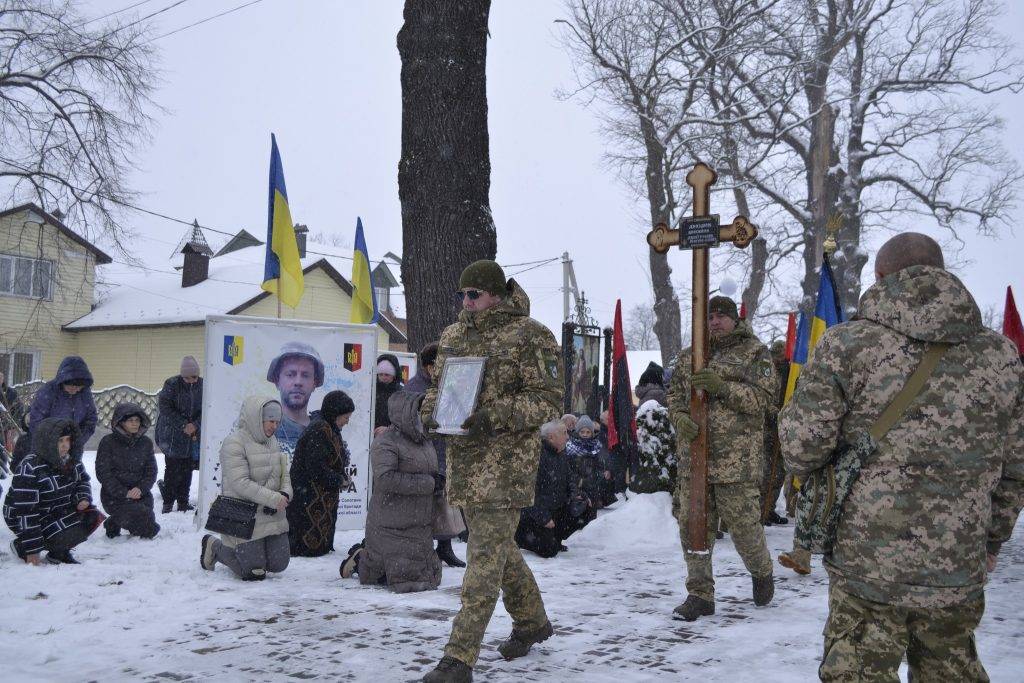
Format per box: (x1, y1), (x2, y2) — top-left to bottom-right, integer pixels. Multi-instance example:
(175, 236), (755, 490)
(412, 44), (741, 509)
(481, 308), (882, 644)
(0, 254), (53, 300)
(375, 286), (390, 312)
(0, 350), (40, 385)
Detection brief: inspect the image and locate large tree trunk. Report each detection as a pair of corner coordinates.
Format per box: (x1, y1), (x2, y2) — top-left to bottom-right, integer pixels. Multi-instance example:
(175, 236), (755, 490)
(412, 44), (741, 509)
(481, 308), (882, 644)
(397, 1), (497, 353)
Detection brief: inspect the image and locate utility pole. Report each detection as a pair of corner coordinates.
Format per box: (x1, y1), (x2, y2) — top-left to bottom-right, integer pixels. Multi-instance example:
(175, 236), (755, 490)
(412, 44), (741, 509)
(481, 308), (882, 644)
(561, 251), (581, 321)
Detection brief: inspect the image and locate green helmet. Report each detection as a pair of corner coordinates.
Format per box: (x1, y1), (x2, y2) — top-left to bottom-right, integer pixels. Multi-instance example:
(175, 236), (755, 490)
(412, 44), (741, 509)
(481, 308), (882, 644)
(459, 259), (507, 296)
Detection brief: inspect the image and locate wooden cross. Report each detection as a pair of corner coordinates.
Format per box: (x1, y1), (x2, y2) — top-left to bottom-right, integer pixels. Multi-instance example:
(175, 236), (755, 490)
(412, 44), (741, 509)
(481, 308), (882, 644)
(645, 162), (759, 553)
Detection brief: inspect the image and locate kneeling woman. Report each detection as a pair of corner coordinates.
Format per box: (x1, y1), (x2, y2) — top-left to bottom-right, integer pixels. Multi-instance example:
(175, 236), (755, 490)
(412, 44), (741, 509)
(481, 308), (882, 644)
(95, 402), (160, 539)
(201, 397), (292, 580)
(341, 391), (442, 593)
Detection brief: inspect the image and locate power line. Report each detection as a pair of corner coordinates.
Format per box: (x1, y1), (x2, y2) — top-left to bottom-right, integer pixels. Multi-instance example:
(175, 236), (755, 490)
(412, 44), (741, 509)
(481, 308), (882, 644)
(152, 0), (267, 41)
(80, 0), (161, 27)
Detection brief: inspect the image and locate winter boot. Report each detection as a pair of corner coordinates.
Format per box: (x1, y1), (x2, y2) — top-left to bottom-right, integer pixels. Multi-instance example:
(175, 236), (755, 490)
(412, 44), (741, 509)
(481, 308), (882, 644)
(753, 574), (775, 606)
(778, 549), (811, 576)
(104, 518), (121, 539)
(497, 620), (554, 660)
(672, 595), (715, 621)
(768, 511), (789, 525)
(436, 540), (466, 568)
(177, 501), (195, 513)
(422, 656), (472, 682)
(162, 502), (173, 514)
(157, 478), (166, 499)
(9, 539), (25, 561)
(457, 529), (469, 543)
(200, 534), (217, 571)
(242, 568), (266, 581)
(46, 549), (80, 565)
(340, 543), (362, 578)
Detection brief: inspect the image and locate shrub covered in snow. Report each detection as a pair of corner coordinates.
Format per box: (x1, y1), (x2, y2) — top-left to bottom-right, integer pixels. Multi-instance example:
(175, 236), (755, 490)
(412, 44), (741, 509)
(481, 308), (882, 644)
(629, 400), (677, 494)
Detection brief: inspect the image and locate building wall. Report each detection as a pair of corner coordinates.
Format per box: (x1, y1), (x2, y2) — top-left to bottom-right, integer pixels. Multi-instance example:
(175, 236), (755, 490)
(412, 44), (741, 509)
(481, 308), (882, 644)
(0, 209), (95, 381)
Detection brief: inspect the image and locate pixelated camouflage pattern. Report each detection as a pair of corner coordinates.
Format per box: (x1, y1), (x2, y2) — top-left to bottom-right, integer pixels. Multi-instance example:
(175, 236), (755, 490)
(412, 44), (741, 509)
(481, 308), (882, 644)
(780, 265), (1024, 609)
(444, 506), (548, 666)
(820, 582), (989, 682)
(667, 322), (778, 483)
(421, 279), (563, 508)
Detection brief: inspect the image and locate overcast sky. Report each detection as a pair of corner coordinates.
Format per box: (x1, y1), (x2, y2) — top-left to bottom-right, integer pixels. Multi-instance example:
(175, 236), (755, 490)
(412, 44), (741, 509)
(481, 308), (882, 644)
(83, 0), (1024, 342)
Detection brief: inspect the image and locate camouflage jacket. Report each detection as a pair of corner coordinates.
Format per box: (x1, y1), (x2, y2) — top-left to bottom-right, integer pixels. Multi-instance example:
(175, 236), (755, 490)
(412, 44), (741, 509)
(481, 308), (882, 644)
(421, 280), (562, 508)
(780, 266), (1024, 609)
(667, 323), (777, 483)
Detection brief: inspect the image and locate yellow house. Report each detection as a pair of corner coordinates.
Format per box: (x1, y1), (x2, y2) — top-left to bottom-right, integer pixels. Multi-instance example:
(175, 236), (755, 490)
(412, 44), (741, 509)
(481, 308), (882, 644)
(0, 204), (112, 384)
(65, 227), (407, 392)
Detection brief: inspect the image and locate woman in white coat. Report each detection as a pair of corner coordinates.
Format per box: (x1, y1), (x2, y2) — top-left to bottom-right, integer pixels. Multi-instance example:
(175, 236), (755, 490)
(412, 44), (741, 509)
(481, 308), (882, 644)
(200, 396), (293, 580)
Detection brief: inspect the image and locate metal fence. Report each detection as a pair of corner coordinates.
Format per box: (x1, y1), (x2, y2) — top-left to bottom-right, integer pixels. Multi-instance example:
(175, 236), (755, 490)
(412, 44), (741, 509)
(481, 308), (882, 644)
(14, 381), (160, 432)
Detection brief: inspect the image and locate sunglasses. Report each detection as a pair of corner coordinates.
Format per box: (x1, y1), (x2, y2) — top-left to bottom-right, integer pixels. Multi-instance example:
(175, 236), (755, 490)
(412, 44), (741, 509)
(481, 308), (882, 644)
(454, 289), (484, 301)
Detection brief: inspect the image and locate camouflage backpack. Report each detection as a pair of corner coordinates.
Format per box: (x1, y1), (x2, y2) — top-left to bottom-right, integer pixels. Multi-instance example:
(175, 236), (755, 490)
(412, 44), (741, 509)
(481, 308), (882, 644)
(794, 343), (949, 555)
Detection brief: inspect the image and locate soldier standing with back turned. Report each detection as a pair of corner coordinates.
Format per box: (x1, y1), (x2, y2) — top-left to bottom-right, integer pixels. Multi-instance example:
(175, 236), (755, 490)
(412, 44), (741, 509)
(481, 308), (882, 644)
(421, 260), (563, 683)
(668, 296), (778, 621)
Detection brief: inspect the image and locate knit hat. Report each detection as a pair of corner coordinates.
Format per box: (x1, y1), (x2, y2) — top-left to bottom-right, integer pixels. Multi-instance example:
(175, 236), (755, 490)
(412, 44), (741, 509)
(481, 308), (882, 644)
(709, 296), (739, 322)
(376, 359), (397, 376)
(637, 361), (664, 387)
(320, 390), (356, 424)
(180, 356), (200, 377)
(459, 260), (507, 296)
(266, 342), (325, 387)
(575, 415), (596, 435)
(261, 401), (283, 422)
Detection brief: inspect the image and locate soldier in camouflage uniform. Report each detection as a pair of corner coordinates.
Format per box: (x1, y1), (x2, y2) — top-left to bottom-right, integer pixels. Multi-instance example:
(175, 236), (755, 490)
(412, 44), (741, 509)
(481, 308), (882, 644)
(421, 260), (562, 683)
(667, 296), (778, 621)
(780, 233), (1024, 682)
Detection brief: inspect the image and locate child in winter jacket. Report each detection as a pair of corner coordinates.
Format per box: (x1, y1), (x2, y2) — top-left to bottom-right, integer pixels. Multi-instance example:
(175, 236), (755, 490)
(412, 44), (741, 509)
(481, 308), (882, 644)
(96, 403), (160, 539)
(3, 417), (102, 564)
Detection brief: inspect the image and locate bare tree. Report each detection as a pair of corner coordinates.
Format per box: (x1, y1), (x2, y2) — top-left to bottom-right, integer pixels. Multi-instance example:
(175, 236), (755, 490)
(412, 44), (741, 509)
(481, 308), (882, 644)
(0, 0), (159, 255)
(624, 302), (659, 350)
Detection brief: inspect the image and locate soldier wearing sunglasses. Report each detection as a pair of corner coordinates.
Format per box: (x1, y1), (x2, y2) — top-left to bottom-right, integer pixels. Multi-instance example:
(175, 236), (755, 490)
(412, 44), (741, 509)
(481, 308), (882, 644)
(421, 260), (563, 683)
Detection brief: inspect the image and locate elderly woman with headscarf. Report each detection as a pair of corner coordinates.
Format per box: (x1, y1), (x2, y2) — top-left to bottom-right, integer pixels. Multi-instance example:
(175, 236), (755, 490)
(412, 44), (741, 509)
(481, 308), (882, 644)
(373, 353), (404, 436)
(200, 396), (292, 581)
(288, 390), (356, 557)
(567, 416), (617, 509)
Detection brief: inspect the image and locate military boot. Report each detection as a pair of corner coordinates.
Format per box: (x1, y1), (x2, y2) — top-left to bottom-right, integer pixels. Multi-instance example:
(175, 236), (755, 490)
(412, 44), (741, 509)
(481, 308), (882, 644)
(497, 620), (554, 660)
(422, 656), (472, 682)
(752, 574), (775, 606)
(778, 549), (811, 575)
(672, 595), (715, 621)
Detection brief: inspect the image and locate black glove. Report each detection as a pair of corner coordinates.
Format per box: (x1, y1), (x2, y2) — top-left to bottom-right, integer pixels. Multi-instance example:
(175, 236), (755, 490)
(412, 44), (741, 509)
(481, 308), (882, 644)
(422, 415), (440, 431)
(461, 409), (493, 439)
(433, 473), (446, 494)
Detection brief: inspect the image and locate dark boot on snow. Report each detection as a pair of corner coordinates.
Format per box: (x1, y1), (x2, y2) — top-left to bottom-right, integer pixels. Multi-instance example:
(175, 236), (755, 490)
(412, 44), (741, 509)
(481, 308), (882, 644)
(46, 549), (80, 564)
(498, 620), (554, 660)
(673, 595), (715, 621)
(422, 656), (472, 682)
(753, 574), (775, 606)
(340, 543), (362, 578)
(436, 540), (466, 568)
(104, 518), (121, 539)
(200, 534), (217, 570)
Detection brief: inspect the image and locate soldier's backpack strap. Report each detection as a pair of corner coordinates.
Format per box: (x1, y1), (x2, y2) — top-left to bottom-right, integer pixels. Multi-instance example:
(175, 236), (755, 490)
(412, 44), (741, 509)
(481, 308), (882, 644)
(868, 342), (951, 443)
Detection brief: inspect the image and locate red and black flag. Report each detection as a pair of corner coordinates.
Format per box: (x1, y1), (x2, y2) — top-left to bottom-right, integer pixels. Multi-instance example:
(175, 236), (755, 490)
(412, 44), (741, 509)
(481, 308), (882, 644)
(1003, 285), (1024, 359)
(607, 300), (639, 481)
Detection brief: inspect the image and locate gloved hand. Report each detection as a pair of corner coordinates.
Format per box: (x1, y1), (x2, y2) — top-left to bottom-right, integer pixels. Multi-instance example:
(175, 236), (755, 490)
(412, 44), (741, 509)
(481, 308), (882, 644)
(461, 409), (493, 439)
(422, 415), (440, 431)
(433, 473), (446, 495)
(675, 414), (699, 443)
(691, 369), (726, 396)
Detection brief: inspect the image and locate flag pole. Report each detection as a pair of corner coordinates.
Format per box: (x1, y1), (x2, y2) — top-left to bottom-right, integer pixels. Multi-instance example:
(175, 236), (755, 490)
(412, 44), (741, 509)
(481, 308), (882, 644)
(277, 293), (282, 319)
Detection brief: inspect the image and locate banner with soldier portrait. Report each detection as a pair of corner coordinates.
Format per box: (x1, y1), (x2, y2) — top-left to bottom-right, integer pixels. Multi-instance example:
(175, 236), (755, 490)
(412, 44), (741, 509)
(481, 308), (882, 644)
(198, 315), (378, 531)
(563, 322), (602, 419)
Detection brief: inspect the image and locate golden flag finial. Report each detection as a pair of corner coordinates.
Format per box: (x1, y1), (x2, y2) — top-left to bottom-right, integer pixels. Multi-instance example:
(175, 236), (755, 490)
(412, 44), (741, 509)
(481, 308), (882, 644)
(824, 213), (842, 256)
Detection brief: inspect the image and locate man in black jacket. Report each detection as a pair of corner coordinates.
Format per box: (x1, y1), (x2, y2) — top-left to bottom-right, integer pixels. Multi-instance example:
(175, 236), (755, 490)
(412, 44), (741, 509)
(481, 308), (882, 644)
(515, 420), (592, 558)
(156, 356), (203, 513)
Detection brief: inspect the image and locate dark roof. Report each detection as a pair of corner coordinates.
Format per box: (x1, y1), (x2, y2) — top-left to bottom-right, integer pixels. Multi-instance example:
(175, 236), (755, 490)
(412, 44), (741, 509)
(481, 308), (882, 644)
(372, 259), (401, 289)
(0, 203), (113, 264)
(215, 229), (263, 257)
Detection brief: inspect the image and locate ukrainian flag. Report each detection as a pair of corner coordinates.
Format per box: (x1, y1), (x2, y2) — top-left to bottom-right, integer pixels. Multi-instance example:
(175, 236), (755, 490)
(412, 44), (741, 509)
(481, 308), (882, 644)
(261, 134), (305, 308)
(350, 217), (379, 324)
(784, 258), (844, 404)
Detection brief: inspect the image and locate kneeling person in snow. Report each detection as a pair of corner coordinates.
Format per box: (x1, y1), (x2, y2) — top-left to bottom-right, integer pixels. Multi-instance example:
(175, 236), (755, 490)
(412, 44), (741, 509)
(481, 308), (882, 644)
(200, 398), (292, 581)
(568, 416), (615, 509)
(96, 403), (160, 539)
(515, 420), (592, 558)
(3, 418), (102, 564)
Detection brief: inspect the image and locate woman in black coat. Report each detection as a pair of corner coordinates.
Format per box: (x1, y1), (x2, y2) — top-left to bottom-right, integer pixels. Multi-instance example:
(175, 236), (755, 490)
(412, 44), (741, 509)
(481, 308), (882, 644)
(373, 353), (403, 435)
(96, 403), (160, 539)
(287, 390), (355, 557)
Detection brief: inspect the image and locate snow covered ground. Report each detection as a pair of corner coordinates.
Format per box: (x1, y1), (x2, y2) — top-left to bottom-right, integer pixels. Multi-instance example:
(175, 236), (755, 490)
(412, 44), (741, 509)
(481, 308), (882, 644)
(1, 454), (1021, 682)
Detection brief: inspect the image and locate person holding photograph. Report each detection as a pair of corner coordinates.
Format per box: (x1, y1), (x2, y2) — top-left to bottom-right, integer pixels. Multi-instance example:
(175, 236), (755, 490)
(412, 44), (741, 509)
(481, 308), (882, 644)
(200, 396), (292, 581)
(266, 342), (325, 457)
(420, 260), (562, 683)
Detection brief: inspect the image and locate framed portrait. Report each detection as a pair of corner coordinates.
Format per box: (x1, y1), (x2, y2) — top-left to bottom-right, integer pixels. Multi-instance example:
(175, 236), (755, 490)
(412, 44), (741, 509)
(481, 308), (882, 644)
(431, 356), (487, 435)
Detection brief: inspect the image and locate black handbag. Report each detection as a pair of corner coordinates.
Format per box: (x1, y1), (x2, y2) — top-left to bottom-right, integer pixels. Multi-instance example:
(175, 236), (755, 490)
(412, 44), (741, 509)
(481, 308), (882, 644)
(204, 495), (258, 540)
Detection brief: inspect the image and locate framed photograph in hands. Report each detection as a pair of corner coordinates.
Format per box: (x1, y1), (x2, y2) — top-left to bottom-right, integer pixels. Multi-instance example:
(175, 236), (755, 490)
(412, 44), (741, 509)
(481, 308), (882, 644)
(432, 356), (486, 435)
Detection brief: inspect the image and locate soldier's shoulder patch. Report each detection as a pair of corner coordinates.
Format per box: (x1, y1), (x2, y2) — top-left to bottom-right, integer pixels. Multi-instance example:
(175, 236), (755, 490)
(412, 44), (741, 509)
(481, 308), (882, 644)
(545, 358), (559, 380)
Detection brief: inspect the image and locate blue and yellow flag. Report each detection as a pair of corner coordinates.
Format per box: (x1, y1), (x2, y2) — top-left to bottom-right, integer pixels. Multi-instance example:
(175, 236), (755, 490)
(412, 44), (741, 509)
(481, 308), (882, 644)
(350, 217), (379, 324)
(261, 134), (305, 308)
(784, 258), (844, 404)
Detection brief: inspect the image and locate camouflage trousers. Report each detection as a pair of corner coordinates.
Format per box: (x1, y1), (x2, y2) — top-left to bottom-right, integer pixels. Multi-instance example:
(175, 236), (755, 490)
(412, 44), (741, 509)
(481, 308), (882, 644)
(675, 479), (772, 601)
(444, 506), (549, 667)
(820, 582), (988, 682)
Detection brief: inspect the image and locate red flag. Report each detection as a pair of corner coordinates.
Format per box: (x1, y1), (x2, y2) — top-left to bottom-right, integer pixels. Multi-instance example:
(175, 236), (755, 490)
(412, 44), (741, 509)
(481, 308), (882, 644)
(1003, 286), (1024, 356)
(739, 302), (747, 320)
(607, 299), (637, 452)
(784, 312), (797, 361)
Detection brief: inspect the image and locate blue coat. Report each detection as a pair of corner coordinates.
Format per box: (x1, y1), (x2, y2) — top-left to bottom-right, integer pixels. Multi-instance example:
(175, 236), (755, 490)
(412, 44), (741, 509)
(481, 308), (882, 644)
(30, 357), (97, 450)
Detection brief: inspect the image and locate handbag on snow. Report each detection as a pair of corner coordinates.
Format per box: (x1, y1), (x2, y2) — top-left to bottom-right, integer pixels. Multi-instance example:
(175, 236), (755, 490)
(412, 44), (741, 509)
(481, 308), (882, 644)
(204, 495), (258, 540)
(793, 342), (950, 556)
(432, 500), (467, 540)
